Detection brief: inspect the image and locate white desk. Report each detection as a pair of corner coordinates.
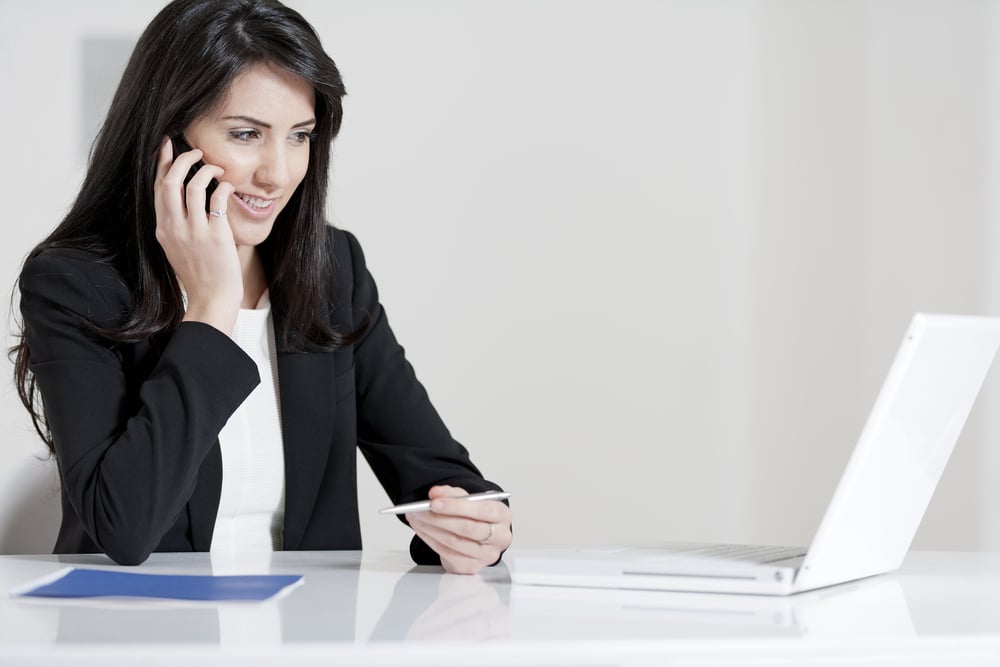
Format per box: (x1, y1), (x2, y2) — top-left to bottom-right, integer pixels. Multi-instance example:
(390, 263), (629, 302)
(1, 550), (998, 666)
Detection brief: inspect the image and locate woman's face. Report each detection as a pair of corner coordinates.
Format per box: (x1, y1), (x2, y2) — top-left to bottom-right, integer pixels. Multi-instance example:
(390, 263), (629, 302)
(184, 63), (316, 249)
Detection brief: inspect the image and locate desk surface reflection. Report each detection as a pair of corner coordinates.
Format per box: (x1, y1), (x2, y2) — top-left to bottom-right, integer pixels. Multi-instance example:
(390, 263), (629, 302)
(1, 549), (999, 666)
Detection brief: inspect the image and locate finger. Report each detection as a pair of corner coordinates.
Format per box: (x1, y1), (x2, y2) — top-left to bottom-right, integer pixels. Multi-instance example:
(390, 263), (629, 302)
(420, 535), (480, 574)
(409, 510), (510, 553)
(428, 485), (468, 500)
(156, 136), (175, 178)
(413, 523), (494, 574)
(429, 496), (511, 523)
(163, 147), (204, 187)
(410, 511), (489, 544)
(206, 181), (235, 220)
(157, 146), (206, 224)
(408, 511), (480, 547)
(154, 138), (179, 219)
(184, 164), (225, 219)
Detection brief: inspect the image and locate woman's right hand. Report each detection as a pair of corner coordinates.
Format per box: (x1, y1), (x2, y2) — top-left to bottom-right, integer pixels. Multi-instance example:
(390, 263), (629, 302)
(154, 137), (242, 334)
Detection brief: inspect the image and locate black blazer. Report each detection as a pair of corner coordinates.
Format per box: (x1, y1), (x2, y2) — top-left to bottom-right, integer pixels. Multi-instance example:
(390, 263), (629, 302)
(19, 226), (500, 565)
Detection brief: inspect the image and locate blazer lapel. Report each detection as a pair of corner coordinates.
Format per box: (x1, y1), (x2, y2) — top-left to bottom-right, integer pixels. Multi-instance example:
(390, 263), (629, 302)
(276, 346), (337, 549)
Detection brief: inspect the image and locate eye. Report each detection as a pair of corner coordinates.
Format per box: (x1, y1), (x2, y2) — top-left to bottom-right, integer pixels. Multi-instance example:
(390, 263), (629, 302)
(229, 129), (261, 142)
(291, 130), (317, 145)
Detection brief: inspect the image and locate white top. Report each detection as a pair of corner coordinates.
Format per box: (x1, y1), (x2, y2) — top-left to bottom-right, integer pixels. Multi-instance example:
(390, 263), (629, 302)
(210, 291), (286, 554)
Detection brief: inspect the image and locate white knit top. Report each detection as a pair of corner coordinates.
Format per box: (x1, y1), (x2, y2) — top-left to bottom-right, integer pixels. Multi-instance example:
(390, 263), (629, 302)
(210, 291), (286, 554)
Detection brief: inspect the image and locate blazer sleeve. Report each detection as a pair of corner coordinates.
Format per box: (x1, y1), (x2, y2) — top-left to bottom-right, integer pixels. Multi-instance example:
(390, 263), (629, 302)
(341, 231), (504, 564)
(19, 250), (260, 565)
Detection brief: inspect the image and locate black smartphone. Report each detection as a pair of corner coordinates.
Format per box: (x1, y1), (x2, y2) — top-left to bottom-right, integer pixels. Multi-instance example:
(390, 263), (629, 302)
(171, 134), (219, 212)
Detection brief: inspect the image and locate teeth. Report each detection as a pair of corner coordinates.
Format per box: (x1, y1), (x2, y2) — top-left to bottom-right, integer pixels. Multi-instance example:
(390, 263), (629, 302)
(238, 193), (271, 209)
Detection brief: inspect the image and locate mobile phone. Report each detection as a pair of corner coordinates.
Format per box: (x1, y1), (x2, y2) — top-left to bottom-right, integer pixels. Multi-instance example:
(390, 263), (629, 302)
(170, 134), (219, 211)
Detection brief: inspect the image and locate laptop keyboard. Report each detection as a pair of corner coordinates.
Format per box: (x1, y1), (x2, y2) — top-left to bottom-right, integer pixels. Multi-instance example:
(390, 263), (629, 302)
(671, 544), (807, 565)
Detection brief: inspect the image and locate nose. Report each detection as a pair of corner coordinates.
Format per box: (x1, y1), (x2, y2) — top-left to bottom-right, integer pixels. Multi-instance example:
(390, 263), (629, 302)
(254, 139), (291, 192)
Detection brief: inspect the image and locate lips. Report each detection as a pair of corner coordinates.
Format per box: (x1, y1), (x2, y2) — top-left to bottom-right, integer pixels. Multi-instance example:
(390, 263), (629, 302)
(237, 192), (274, 210)
(231, 191), (278, 221)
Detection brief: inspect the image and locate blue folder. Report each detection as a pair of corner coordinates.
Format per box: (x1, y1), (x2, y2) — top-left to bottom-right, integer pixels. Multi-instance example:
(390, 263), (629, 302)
(12, 568), (303, 602)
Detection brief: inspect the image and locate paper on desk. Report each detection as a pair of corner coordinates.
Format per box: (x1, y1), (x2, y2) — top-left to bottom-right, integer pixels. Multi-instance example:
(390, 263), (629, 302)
(9, 567), (303, 603)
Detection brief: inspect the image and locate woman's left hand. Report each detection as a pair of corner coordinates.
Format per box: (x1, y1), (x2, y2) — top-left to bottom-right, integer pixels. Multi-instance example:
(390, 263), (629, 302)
(406, 485), (513, 575)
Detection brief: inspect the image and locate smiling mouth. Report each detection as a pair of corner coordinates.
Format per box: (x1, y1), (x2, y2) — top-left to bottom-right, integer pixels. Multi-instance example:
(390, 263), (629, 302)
(237, 192), (274, 210)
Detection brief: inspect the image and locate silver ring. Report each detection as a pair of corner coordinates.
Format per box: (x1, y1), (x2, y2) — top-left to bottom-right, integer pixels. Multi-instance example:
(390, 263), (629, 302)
(478, 523), (495, 546)
(208, 209), (226, 218)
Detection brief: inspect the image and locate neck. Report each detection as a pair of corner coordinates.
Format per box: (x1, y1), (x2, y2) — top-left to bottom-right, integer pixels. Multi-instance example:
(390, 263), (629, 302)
(238, 245), (268, 309)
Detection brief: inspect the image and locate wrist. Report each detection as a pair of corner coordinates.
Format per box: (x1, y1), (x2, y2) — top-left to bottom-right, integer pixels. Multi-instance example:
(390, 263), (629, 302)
(182, 301), (239, 336)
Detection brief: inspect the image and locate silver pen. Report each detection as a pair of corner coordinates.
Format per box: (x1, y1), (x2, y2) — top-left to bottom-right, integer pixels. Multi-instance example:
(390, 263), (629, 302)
(379, 490), (511, 515)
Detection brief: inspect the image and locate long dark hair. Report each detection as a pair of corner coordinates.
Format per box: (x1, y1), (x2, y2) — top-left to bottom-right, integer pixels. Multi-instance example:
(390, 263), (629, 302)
(13, 0), (353, 449)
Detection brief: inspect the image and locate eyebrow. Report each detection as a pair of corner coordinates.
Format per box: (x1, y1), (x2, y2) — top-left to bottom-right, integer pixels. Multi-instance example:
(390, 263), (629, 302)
(219, 115), (316, 129)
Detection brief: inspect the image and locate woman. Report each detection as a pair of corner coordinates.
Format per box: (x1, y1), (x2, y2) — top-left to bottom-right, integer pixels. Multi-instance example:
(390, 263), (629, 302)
(12, 0), (511, 573)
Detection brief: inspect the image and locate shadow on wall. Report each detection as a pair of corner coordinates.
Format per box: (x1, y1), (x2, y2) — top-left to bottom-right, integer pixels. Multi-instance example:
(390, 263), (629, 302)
(0, 457), (60, 554)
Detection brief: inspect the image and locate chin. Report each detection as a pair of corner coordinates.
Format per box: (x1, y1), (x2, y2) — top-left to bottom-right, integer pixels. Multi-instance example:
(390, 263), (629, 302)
(231, 219), (277, 248)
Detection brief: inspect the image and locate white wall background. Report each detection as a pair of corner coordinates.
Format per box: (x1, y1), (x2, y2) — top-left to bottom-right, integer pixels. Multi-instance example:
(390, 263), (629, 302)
(1, 0), (999, 555)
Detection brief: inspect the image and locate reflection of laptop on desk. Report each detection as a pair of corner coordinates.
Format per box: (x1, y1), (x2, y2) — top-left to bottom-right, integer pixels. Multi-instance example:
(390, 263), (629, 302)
(510, 313), (1000, 595)
(510, 574), (913, 638)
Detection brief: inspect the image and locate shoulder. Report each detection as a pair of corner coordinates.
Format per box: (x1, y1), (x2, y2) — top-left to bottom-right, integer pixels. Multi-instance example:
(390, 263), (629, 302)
(324, 224), (373, 293)
(322, 224), (381, 332)
(19, 247), (130, 327)
(325, 225), (366, 274)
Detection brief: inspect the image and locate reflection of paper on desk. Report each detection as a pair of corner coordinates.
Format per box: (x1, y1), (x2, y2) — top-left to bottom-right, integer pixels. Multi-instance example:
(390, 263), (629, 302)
(9, 567), (303, 603)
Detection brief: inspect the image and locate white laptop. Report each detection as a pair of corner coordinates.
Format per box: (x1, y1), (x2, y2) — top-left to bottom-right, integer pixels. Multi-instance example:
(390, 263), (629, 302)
(510, 313), (1000, 595)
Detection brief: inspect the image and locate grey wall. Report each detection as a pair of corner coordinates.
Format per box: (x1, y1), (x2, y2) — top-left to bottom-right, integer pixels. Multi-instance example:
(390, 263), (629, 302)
(2, 0), (999, 554)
